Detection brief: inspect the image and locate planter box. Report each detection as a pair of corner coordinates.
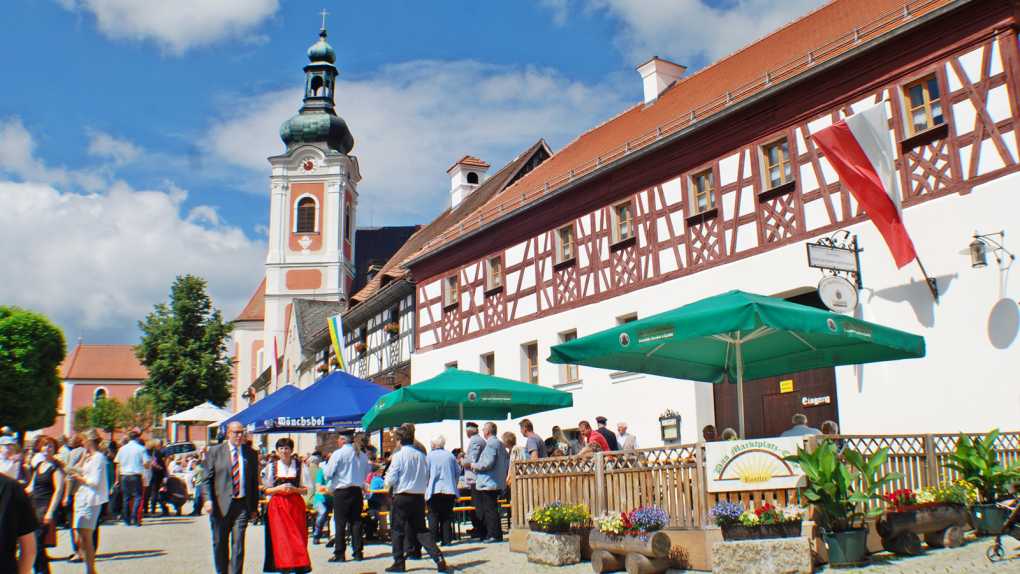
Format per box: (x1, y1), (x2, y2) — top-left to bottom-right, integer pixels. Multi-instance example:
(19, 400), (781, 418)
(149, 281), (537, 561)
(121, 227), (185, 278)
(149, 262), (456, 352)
(589, 528), (672, 558)
(711, 537), (812, 574)
(877, 504), (970, 554)
(720, 522), (801, 541)
(527, 530), (581, 566)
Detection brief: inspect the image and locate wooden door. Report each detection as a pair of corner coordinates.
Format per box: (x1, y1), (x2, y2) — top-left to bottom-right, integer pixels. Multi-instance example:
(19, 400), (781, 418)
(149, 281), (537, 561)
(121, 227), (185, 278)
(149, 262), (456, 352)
(713, 367), (838, 438)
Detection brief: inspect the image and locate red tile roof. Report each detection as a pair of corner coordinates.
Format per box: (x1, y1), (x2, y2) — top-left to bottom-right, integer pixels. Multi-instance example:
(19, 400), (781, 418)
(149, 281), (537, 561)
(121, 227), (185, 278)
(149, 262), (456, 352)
(234, 278), (266, 322)
(447, 155), (491, 173)
(60, 344), (148, 381)
(413, 0), (954, 259)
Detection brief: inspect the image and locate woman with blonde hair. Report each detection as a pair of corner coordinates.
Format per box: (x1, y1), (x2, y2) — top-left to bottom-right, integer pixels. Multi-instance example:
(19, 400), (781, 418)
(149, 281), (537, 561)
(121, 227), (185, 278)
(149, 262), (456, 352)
(66, 431), (108, 574)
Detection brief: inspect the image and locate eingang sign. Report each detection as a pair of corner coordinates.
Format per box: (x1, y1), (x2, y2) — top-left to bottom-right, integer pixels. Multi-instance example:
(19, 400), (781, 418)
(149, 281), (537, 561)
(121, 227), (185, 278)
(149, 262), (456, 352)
(705, 437), (806, 493)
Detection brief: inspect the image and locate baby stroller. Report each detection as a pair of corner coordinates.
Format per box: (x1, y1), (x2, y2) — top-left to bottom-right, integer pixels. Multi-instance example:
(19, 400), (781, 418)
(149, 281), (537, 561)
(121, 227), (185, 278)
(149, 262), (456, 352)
(986, 500), (1020, 562)
(161, 476), (189, 516)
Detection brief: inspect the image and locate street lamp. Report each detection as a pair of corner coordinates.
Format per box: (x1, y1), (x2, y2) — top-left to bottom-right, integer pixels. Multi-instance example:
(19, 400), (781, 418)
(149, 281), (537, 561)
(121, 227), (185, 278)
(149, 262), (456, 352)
(968, 231), (1015, 270)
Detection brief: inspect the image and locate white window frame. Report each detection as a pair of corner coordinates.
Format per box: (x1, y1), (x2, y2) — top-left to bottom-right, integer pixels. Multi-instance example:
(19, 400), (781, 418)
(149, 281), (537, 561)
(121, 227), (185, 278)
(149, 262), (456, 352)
(689, 168), (716, 215)
(443, 274), (460, 309)
(292, 194), (320, 233)
(485, 256), (503, 292)
(559, 330), (579, 385)
(761, 137), (793, 190)
(521, 341), (539, 385)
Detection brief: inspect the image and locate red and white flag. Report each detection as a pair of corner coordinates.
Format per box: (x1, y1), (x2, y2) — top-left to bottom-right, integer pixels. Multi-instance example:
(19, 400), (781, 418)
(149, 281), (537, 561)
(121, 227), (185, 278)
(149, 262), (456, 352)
(812, 104), (917, 268)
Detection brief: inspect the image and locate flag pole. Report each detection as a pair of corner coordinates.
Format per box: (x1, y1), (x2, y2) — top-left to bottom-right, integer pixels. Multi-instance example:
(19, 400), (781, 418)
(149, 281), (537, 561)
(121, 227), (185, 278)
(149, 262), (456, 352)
(914, 257), (939, 302)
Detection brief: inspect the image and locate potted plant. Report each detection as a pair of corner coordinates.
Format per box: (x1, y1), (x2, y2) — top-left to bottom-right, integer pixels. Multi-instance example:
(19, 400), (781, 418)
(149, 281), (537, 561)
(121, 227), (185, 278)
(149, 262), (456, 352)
(943, 429), (1020, 535)
(526, 501), (591, 566)
(877, 483), (974, 552)
(591, 506), (673, 564)
(785, 439), (901, 566)
(383, 321), (400, 336)
(710, 501), (803, 540)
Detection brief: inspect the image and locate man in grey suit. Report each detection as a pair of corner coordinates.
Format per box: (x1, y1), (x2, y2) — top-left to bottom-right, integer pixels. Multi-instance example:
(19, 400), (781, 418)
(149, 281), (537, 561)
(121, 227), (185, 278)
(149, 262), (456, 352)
(462, 422), (486, 539)
(203, 422), (260, 574)
(470, 422), (510, 543)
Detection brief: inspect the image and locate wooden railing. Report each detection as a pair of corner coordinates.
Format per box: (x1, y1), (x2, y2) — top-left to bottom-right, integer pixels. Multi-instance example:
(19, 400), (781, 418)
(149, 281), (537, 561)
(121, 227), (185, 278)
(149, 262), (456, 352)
(509, 432), (1020, 530)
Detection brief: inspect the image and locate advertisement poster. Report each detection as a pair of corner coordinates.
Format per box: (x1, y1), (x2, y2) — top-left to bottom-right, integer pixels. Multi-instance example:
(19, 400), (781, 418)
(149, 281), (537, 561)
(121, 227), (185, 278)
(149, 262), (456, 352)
(705, 436), (807, 493)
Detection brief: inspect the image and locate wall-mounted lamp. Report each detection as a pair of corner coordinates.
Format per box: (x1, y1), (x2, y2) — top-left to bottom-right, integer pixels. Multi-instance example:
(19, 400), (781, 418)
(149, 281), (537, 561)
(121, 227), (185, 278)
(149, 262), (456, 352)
(969, 231), (1015, 270)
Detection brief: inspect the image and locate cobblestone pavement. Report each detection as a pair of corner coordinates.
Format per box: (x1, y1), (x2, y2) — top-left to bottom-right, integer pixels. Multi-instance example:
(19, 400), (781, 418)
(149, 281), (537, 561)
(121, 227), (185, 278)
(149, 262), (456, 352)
(45, 515), (1020, 573)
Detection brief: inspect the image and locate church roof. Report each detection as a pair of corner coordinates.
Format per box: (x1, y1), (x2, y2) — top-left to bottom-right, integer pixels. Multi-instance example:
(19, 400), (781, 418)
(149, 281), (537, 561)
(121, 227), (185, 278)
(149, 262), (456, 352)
(447, 155), (491, 173)
(348, 139), (552, 307)
(234, 278), (266, 323)
(409, 0), (955, 260)
(60, 344), (148, 381)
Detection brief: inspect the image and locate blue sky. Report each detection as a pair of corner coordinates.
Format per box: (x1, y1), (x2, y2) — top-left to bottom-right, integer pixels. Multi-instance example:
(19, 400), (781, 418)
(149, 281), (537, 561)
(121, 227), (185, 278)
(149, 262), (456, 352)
(0, 0), (821, 345)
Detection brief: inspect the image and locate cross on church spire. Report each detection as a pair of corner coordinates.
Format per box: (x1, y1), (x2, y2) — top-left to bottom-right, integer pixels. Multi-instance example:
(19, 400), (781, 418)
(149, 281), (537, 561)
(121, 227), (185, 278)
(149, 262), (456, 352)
(320, 8), (329, 31)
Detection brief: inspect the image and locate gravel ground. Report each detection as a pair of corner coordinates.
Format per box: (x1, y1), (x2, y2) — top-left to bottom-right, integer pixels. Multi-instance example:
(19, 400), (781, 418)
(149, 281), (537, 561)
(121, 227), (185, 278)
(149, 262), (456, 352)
(45, 515), (1020, 573)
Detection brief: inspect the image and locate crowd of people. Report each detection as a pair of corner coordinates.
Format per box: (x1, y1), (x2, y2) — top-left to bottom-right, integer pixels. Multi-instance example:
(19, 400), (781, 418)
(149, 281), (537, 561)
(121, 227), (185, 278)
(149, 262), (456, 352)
(700, 412), (838, 442)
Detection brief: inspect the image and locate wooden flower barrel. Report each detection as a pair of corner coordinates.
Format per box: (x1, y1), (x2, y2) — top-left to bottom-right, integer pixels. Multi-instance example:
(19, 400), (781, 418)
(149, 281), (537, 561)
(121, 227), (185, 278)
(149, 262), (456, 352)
(589, 530), (675, 574)
(876, 504), (971, 555)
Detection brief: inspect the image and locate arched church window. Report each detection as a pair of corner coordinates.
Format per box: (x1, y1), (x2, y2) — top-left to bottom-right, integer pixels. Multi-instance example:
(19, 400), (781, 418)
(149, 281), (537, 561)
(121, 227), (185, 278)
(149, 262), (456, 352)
(296, 197), (317, 233)
(94, 387), (108, 404)
(467, 172), (479, 184)
(310, 75), (324, 96)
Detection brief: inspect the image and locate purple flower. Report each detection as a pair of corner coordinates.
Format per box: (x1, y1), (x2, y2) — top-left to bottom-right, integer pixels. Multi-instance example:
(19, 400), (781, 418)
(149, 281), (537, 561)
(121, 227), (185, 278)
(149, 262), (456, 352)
(629, 505), (669, 532)
(709, 501), (744, 526)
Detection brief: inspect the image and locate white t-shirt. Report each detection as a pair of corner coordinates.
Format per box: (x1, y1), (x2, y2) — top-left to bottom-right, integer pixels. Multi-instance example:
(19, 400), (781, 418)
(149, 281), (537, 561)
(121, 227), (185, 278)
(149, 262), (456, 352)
(74, 452), (110, 508)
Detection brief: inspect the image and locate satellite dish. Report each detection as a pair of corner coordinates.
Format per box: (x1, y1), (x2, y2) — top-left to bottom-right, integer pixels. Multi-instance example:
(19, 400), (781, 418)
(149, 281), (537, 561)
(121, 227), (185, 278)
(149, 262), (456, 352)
(818, 275), (858, 314)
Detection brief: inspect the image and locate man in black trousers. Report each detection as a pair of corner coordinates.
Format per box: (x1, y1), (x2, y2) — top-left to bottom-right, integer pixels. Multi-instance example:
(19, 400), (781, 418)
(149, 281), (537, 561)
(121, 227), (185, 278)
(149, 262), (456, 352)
(383, 426), (449, 573)
(203, 422), (260, 574)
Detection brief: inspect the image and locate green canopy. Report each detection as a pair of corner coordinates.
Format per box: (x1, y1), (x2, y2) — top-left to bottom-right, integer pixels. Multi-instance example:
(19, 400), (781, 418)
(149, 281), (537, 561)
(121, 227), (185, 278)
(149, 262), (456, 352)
(361, 368), (573, 442)
(548, 290), (925, 437)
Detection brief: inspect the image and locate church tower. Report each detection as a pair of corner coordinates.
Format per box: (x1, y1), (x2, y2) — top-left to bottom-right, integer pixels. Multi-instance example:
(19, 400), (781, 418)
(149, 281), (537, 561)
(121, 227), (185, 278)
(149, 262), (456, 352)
(264, 22), (359, 361)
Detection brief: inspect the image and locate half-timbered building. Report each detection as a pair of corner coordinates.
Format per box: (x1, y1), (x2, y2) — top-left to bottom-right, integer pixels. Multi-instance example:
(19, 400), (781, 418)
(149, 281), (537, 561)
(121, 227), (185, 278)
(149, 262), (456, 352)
(407, 0), (1020, 445)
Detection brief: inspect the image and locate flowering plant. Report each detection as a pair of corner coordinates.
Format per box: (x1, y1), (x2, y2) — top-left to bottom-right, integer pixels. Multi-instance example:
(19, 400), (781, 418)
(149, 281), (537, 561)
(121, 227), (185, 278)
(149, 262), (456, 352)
(353, 341), (367, 353)
(882, 489), (917, 510)
(629, 506), (669, 533)
(738, 509), (760, 526)
(595, 513), (628, 535)
(916, 481), (978, 506)
(528, 501), (590, 532)
(709, 501), (743, 526)
(383, 322), (400, 335)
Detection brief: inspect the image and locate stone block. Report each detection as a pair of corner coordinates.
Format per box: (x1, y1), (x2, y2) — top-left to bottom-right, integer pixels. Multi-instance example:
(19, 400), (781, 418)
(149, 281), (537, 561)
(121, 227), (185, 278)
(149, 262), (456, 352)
(527, 531), (582, 566)
(711, 537), (812, 574)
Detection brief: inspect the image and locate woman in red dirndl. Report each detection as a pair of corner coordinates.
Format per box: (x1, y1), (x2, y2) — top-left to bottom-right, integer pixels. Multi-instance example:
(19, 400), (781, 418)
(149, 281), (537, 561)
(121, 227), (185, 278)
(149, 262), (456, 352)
(263, 437), (312, 573)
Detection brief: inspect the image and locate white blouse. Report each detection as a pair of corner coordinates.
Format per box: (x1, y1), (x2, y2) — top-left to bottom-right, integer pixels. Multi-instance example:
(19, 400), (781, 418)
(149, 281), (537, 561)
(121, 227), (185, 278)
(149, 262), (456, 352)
(74, 452), (109, 508)
(262, 459), (311, 493)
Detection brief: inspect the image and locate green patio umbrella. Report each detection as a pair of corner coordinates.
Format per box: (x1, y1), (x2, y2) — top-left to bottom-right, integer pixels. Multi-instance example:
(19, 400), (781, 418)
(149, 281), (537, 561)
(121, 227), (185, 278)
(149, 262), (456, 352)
(361, 368), (573, 448)
(548, 290), (925, 438)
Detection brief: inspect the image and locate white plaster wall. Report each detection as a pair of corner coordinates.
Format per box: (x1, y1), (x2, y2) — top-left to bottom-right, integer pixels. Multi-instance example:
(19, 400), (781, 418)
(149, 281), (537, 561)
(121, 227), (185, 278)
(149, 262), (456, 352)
(410, 173), (1020, 448)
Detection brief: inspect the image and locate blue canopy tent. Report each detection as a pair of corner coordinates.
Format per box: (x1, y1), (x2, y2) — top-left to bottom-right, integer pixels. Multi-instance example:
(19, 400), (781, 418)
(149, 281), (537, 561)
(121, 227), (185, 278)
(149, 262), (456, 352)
(254, 370), (390, 433)
(216, 385), (301, 436)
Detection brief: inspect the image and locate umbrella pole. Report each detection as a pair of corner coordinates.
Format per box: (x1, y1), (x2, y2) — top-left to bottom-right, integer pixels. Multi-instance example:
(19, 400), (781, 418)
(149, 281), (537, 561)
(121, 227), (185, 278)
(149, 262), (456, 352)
(735, 336), (746, 439)
(459, 403), (465, 451)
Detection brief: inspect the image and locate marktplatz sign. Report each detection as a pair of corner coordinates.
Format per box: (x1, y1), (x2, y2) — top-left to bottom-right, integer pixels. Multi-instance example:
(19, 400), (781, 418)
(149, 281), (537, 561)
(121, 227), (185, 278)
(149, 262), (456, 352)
(705, 437), (807, 493)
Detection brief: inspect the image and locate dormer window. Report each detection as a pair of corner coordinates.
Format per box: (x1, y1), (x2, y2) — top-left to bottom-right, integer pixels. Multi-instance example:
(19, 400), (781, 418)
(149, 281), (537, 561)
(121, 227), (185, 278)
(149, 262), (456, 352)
(296, 197), (317, 233)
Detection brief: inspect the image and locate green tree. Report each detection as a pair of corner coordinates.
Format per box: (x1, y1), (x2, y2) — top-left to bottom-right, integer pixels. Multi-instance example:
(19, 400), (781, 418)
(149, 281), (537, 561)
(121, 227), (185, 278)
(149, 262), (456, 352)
(120, 394), (157, 433)
(73, 405), (93, 432)
(136, 275), (233, 415)
(0, 306), (66, 436)
(89, 397), (123, 435)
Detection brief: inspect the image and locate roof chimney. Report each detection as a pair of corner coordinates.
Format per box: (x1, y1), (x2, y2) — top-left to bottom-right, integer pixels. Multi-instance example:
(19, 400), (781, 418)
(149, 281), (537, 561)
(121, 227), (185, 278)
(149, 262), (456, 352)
(447, 155), (490, 209)
(636, 57), (687, 105)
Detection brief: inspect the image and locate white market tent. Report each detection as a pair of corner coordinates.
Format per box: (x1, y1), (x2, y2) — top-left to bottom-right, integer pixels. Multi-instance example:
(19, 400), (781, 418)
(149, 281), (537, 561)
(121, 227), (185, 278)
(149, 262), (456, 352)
(166, 402), (232, 442)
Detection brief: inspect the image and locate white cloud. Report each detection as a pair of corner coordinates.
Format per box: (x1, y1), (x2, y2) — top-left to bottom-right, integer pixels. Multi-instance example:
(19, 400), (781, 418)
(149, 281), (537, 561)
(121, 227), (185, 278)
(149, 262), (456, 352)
(0, 120), (264, 345)
(205, 60), (631, 221)
(57, 0), (280, 54)
(87, 130), (142, 165)
(549, 0), (825, 65)
(0, 117), (108, 192)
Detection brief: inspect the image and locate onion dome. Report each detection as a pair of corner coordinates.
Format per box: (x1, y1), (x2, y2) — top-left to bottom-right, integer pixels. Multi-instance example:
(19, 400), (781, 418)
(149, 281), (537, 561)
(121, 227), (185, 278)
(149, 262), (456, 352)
(306, 29), (335, 64)
(280, 113), (354, 155)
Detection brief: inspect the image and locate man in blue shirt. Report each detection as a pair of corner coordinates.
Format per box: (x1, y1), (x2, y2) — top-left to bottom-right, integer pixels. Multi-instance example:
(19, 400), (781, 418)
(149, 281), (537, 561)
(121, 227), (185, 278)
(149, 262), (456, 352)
(462, 422), (485, 539)
(470, 422), (509, 543)
(114, 429), (150, 526)
(425, 436), (459, 546)
(384, 426), (449, 573)
(323, 433), (370, 562)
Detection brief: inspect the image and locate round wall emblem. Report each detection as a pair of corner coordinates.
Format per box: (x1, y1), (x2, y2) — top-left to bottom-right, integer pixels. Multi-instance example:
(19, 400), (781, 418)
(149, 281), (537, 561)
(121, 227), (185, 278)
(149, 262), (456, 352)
(818, 275), (858, 314)
(467, 391), (478, 402)
(302, 159), (314, 171)
(619, 332), (631, 347)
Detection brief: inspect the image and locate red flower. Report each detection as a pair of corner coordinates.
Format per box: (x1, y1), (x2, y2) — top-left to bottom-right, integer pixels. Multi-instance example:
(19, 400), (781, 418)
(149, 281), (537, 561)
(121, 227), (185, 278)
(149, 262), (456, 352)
(754, 503), (776, 518)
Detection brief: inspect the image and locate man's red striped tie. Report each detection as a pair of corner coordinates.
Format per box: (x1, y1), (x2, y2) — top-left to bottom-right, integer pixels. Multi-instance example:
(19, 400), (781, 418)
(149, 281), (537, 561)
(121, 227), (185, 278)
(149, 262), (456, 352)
(231, 447), (240, 497)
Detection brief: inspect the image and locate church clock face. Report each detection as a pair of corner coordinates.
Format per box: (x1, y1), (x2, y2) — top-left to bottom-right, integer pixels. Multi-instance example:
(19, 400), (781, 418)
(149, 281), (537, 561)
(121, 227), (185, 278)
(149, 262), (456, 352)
(302, 160), (314, 171)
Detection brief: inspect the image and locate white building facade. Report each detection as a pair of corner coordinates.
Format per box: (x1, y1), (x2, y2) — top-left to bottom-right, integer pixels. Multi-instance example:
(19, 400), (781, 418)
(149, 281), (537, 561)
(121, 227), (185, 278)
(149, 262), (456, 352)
(407, 0), (1020, 448)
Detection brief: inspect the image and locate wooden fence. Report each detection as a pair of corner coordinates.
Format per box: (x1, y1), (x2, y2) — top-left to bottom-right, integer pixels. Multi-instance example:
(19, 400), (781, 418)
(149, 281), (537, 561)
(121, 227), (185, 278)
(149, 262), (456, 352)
(509, 432), (1020, 530)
